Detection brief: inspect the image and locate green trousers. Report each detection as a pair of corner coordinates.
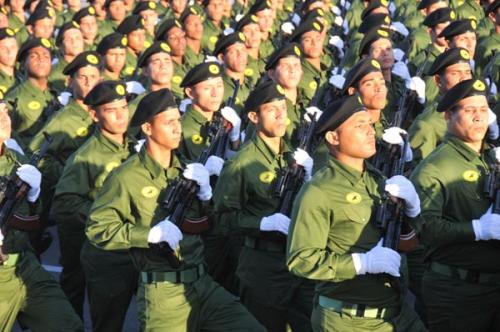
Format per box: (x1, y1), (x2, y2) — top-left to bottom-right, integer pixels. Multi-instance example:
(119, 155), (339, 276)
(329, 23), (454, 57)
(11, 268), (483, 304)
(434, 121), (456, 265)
(0, 251), (83, 331)
(137, 273), (265, 332)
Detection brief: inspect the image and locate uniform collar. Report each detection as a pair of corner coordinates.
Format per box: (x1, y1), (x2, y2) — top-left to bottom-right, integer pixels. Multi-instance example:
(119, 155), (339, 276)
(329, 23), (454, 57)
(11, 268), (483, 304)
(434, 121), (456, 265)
(94, 129), (131, 153)
(445, 135), (481, 162)
(138, 144), (182, 179)
(328, 155), (365, 186)
(184, 104), (211, 126)
(251, 132), (289, 164)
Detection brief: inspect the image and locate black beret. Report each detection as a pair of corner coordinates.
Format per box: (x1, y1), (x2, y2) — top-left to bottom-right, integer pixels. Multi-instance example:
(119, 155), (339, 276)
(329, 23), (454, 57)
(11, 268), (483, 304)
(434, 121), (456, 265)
(132, 1), (158, 14)
(213, 32), (246, 56)
(437, 78), (487, 112)
(361, 0), (389, 20)
(423, 8), (455, 27)
(417, 0), (444, 10)
(17, 38), (52, 62)
(104, 0), (124, 8)
(301, 0), (323, 11)
(72, 6), (96, 23)
(84, 80), (127, 106)
(117, 15), (145, 35)
(289, 17), (324, 42)
(97, 33), (127, 55)
(249, 0), (272, 14)
(358, 13), (391, 34)
(342, 58), (382, 92)
(0, 28), (16, 41)
(180, 6), (203, 23)
(302, 8), (326, 23)
(130, 88), (178, 127)
(235, 13), (259, 31)
(427, 47), (471, 75)
(26, 4), (56, 25)
(244, 80), (286, 113)
(155, 18), (182, 41)
(487, 0), (500, 14)
(265, 42), (302, 71)
(137, 41), (171, 68)
(315, 94), (366, 134)
(63, 51), (101, 76)
(438, 19), (477, 39)
(180, 62), (223, 87)
(56, 21), (81, 46)
(359, 27), (392, 57)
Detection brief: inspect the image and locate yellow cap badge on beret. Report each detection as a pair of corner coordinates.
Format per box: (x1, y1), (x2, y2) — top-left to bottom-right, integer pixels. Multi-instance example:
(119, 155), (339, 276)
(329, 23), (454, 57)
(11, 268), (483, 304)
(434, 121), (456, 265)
(6, 28), (14, 36)
(48, 7), (55, 18)
(86, 54), (99, 64)
(470, 19), (477, 30)
(346, 192), (362, 204)
(190, 7), (198, 14)
(277, 84), (285, 95)
(238, 32), (246, 41)
(450, 10), (456, 19)
(309, 80), (317, 90)
(175, 20), (181, 27)
(0, 86), (6, 93)
(88, 6), (96, 15)
(259, 171), (275, 184)
(371, 59), (381, 69)
(463, 170), (479, 182)
(208, 64), (220, 74)
(384, 16), (390, 24)
(72, 21), (80, 28)
(317, 8), (325, 16)
(143, 40), (151, 48)
(148, 1), (156, 9)
(160, 42), (171, 52)
(377, 29), (389, 37)
(294, 45), (301, 56)
(116, 84), (126, 95)
(460, 49), (470, 60)
(244, 68), (254, 77)
(41, 38), (51, 48)
(251, 14), (258, 23)
(473, 80), (485, 91)
(266, 0), (272, 7)
(313, 22), (321, 31)
(121, 37), (128, 46)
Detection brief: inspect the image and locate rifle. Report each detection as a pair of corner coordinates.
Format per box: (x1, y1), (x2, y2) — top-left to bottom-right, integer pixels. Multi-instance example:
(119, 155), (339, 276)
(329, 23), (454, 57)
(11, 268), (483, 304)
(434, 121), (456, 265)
(0, 133), (53, 228)
(484, 157), (500, 214)
(42, 96), (63, 122)
(483, 50), (498, 104)
(157, 80), (240, 267)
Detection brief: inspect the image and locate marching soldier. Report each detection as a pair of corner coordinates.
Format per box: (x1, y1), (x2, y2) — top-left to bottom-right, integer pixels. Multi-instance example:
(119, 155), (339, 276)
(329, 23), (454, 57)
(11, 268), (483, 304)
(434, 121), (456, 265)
(236, 13), (265, 87)
(201, 0), (225, 53)
(180, 6), (205, 67)
(132, 1), (158, 46)
(96, 32), (127, 80)
(0, 28), (18, 94)
(439, 19), (478, 68)
(99, 0), (127, 38)
(116, 15), (147, 79)
(73, 6), (100, 50)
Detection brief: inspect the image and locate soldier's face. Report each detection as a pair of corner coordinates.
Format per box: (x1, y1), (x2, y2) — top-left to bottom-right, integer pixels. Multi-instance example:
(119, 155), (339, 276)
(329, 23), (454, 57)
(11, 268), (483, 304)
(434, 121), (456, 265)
(251, 99), (288, 138)
(108, 0), (126, 21)
(256, 9), (273, 33)
(183, 14), (203, 41)
(189, 77), (224, 113)
(128, 29), (146, 53)
(0, 37), (18, 68)
(71, 66), (101, 99)
(26, 46), (51, 78)
(170, 0), (187, 13)
(167, 27), (186, 57)
(438, 62), (472, 93)
(445, 95), (489, 144)
(331, 111), (376, 159)
(93, 98), (129, 135)
(272, 56), (302, 89)
(430, 22), (450, 47)
(144, 109), (182, 150)
(300, 30), (323, 59)
(145, 52), (173, 85)
(355, 71), (387, 111)
(139, 9), (158, 32)
(206, 0), (224, 22)
(242, 23), (261, 49)
(67, 0), (80, 10)
(450, 32), (476, 59)
(105, 48), (126, 73)
(0, 13), (9, 28)
(93, 0), (107, 16)
(0, 103), (11, 142)
(9, 0), (25, 12)
(79, 15), (98, 40)
(63, 28), (84, 56)
(223, 42), (248, 73)
(369, 38), (394, 70)
(32, 18), (55, 39)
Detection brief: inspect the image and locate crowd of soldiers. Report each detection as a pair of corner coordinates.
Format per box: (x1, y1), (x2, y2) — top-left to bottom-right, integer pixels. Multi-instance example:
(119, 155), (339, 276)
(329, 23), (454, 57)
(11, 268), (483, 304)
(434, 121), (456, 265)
(0, 0), (498, 330)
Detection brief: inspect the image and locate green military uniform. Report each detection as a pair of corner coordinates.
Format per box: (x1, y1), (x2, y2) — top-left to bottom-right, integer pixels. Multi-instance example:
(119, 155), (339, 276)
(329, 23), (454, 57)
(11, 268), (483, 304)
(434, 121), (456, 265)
(384, 74), (407, 126)
(201, 19), (222, 53)
(178, 104), (213, 163)
(222, 74), (252, 116)
(184, 44), (204, 68)
(455, 0), (484, 21)
(48, 57), (70, 93)
(171, 59), (190, 100)
(475, 32), (500, 99)
(0, 69), (16, 94)
(0, 146), (83, 331)
(245, 54), (265, 86)
(8, 14), (29, 45)
(298, 58), (329, 105)
(53, 129), (137, 330)
(99, 19), (120, 40)
(122, 48), (139, 78)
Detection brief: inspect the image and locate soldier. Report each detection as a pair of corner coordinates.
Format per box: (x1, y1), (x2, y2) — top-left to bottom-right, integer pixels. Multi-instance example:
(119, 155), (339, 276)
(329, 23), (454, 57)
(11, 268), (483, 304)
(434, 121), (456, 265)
(410, 78), (500, 331)
(163, 0), (189, 20)
(235, 13), (265, 87)
(132, 1), (158, 46)
(86, 88), (265, 331)
(201, 0), (225, 53)
(96, 32), (127, 80)
(0, 98), (84, 331)
(0, 28), (18, 94)
(439, 19), (478, 68)
(248, 0), (276, 60)
(476, 0), (500, 91)
(117, 15), (147, 79)
(25, 3), (56, 41)
(180, 6), (205, 67)
(213, 81), (315, 331)
(287, 95), (426, 332)
(73, 6), (100, 50)
(99, 0), (127, 37)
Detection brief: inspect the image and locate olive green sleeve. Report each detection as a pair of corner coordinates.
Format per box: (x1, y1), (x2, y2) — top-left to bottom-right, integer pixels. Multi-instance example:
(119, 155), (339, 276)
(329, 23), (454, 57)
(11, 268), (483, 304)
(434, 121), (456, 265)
(86, 171), (150, 251)
(409, 119), (435, 166)
(411, 164), (476, 246)
(287, 184), (357, 282)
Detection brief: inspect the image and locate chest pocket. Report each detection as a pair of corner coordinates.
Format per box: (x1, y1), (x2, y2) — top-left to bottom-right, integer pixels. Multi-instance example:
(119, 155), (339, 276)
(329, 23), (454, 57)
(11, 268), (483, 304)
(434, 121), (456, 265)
(459, 169), (483, 202)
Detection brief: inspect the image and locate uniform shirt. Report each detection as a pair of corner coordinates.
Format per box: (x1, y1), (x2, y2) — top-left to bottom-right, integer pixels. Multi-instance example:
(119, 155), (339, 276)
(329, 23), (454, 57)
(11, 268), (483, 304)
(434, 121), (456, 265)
(410, 135), (499, 272)
(201, 19), (222, 53)
(48, 57), (69, 94)
(245, 54), (265, 87)
(222, 73), (252, 116)
(287, 156), (401, 307)
(0, 69), (16, 94)
(87, 146), (206, 272)
(184, 44), (204, 69)
(298, 58), (328, 104)
(122, 48), (138, 79)
(178, 104), (212, 163)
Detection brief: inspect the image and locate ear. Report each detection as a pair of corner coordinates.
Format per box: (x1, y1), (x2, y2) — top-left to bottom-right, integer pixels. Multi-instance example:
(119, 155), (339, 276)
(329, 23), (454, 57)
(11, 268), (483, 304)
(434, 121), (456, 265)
(347, 86), (357, 96)
(267, 69), (275, 81)
(434, 74), (441, 88)
(247, 110), (258, 125)
(217, 53), (224, 63)
(141, 121), (152, 136)
(444, 110), (453, 122)
(325, 130), (339, 146)
(27, 25), (33, 35)
(185, 86), (194, 100)
(89, 108), (99, 123)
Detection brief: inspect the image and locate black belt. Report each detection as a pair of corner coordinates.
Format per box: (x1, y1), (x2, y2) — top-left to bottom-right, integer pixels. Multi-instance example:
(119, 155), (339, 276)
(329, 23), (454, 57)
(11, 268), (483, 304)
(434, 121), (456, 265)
(140, 264), (205, 284)
(318, 295), (400, 319)
(430, 261), (500, 284)
(244, 236), (285, 253)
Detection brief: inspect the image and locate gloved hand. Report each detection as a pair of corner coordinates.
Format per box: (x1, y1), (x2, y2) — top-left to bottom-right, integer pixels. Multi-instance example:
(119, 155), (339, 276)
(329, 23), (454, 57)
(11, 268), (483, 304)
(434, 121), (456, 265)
(472, 206), (500, 241)
(329, 35), (344, 50)
(5, 138), (24, 155)
(223, 27), (235, 35)
(333, 16), (343, 28)
(329, 74), (345, 89)
(294, 148), (313, 181)
(390, 21), (409, 37)
(382, 127), (413, 162)
(488, 108), (499, 140)
(305, 106), (323, 122)
(385, 175), (421, 217)
(393, 48), (406, 63)
(291, 13), (301, 26)
(493, 146), (500, 163)
(388, 1), (396, 15)
(179, 98), (192, 113)
(147, 217), (183, 249)
(340, 0), (351, 10)
(204, 155), (224, 177)
(0, 229), (3, 246)
(17, 164), (41, 203)
(235, 13), (244, 22)
(134, 139), (146, 152)
(221, 106), (241, 142)
(331, 5), (341, 15)
(392, 61), (411, 81)
(126, 81), (146, 95)
(57, 91), (72, 106)
(406, 76), (426, 104)
(331, 66), (346, 76)
(260, 213), (291, 235)
(352, 239), (401, 276)
(281, 21), (295, 34)
(183, 163), (212, 201)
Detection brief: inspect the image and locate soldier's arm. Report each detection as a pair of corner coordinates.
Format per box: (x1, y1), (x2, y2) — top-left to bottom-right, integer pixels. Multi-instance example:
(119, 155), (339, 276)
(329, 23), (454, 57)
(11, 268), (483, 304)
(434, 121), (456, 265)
(409, 119), (435, 166)
(286, 184), (357, 282)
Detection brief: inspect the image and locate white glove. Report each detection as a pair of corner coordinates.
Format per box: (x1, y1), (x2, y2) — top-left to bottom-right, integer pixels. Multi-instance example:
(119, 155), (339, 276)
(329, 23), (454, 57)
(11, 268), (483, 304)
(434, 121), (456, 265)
(305, 106), (323, 122)
(382, 127), (413, 162)
(57, 91), (72, 106)
(329, 35), (344, 49)
(183, 163), (212, 201)
(291, 13), (301, 26)
(385, 175), (421, 217)
(352, 239), (401, 276)
(126, 81), (146, 95)
(134, 138), (145, 152)
(147, 217), (183, 248)
(293, 148), (313, 181)
(179, 98), (192, 113)
(406, 76), (426, 104)
(486, 78), (498, 96)
(221, 106), (241, 142)
(340, 0), (351, 10)
(235, 13), (244, 22)
(390, 22), (409, 37)
(331, 5), (341, 15)
(0, 229), (3, 246)
(281, 21), (295, 34)
(16, 164), (42, 203)
(260, 213), (291, 235)
(204, 55), (222, 64)
(488, 108), (499, 140)
(342, 18), (349, 35)
(392, 61), (411, 81)
(472, 206), (500, 241)
(333, 15), (343, 28)
(204, 155), (224, 177)
(5, 138), (24, 155)
(393, 48), (405, 63)
(388, 1), (396, 15)
(470, 59), (475, 71)
(240, 130), (246, 143)
(329, 74), (345, 89)
(331, 66), (346, 76)
(493, 146), (500, 163)
(223, 27), (235, 36)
